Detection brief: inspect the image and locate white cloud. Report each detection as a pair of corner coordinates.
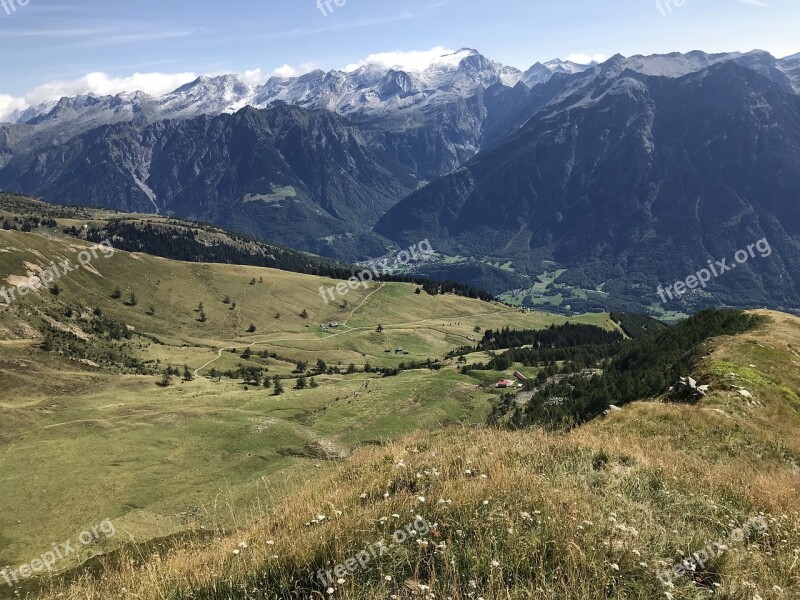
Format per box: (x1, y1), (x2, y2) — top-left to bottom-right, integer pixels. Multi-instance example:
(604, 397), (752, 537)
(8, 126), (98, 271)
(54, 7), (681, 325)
(239, 68), (268, 86)
(24, 71), (200, 106)
(267, 62), (321, 79)
(271, 64), (297, 78)
(342, 46), (459, 72)
(0, 71), (197, 122)
(0, 95), (29, 121)
(565, 53), (607, 65)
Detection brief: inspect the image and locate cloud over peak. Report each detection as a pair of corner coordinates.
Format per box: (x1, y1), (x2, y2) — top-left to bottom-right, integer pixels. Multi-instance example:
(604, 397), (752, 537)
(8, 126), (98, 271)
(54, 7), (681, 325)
(342, 46), (462, 73)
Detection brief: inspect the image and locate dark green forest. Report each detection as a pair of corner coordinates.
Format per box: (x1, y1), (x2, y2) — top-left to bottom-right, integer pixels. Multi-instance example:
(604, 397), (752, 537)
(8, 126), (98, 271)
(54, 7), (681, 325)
(484, 310), (763, 429)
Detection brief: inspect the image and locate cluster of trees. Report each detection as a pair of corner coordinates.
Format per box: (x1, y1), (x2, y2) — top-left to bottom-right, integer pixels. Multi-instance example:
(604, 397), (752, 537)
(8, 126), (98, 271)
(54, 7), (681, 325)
(75, 221), (354, 280)
(89, 314), (133, 341)
(39, 318), (149, 374)
(609, 313), (668, 339)
(412, 279), (493, 302)
(478, 323), (624, 352)
(1, 215), (57, 232)
(493, 310), (762, 430)
(457, 323), (623, 374)
(158, 365), (194, 387)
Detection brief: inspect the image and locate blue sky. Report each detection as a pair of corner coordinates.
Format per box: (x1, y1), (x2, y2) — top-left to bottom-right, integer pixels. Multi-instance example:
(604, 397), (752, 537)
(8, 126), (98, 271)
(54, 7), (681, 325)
(1, 0), (798, 112)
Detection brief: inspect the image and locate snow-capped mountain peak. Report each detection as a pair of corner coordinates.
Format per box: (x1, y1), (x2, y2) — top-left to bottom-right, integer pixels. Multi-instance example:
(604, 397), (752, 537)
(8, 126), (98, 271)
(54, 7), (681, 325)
(5, 50), (798, 137)
(543, 58), (592, 74)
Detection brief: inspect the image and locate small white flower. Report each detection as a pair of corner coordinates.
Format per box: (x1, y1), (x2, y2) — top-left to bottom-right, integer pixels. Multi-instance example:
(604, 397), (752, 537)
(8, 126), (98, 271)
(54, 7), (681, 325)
(385, 575), (392, 581)
(232, 549), (240, 555)
(337, 578), (345, 584)
(417, 496), (426, 503)
(610, 563), (620, 571)
(327, 587), (335, 595)
(491, 559), (500, 567)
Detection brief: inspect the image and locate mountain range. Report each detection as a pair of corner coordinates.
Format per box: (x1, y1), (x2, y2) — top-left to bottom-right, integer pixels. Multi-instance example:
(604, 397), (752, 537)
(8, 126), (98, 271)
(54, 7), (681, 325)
(2, 48), (800, 313)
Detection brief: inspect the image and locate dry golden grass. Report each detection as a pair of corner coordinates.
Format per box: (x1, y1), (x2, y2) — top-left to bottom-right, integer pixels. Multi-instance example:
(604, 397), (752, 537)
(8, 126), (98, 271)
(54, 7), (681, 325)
(18, 312), (800, 599)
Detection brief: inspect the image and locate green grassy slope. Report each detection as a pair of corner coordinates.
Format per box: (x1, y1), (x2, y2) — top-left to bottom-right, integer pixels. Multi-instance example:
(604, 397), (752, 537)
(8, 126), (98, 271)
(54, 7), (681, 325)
(0, 223), (611, 586)
(22, 311), (800, 600)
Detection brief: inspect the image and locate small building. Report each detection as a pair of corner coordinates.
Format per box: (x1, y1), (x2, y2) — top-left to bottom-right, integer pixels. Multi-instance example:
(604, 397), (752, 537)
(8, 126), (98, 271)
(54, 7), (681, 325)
(513, 371), (528, 383)
(496, 379), (515, 388)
